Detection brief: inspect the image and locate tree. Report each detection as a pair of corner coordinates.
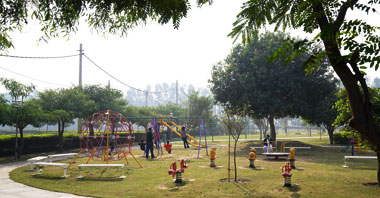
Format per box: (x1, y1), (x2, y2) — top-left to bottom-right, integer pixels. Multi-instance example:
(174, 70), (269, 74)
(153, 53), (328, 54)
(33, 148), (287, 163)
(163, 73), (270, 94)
(38, 87), (96, 152)
(228, 0), (380, 185)
(153, 103), (186, 117)
(301, 72), (340, 144)
(0, 95), (9, 126)
(210, 32), (335, 141)
(219, 108), (248, 182)
(253, 118), (269, 141)
(187, 91), (213, 130)
(83, 85), (128, 115)
(335, 87), (380, 132)
(6, 99), (45, 155)
(0, 78), (35, 158)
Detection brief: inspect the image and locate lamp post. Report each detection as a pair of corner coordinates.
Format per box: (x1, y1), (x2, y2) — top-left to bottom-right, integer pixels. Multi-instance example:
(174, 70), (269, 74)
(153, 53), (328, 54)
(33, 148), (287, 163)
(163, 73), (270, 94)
(12, 100), (22, 161)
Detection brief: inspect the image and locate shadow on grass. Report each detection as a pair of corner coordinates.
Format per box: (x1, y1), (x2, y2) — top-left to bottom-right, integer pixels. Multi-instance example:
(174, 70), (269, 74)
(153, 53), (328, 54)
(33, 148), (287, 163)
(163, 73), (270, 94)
(263, 158), (288, 162)
(350, 167), (377, 170)
(76, 177), (124, 182)
(167, 181), (188, 192)
(287, 184), (301, 192)
(31, 175), (67, 181)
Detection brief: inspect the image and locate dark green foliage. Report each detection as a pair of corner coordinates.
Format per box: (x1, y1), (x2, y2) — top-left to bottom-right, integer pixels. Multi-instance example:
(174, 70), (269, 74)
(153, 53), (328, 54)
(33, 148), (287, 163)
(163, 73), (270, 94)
(0, 133), (146, 156)
(0, 134), (79, 156)
(0, 0), (212, 51)
(210, 32), (336, 140)
(333, 131), (359, 145)
(82, 85), (127, 115)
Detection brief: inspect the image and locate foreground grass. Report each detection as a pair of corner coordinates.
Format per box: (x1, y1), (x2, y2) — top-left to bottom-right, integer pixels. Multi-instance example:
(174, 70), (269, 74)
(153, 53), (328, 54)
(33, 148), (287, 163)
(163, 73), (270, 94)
(9, 139), (380, 198)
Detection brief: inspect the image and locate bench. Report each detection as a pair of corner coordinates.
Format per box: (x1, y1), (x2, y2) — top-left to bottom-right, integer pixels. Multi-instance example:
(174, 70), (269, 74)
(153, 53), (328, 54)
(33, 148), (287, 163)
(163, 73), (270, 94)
(47, 153), (77, 162)
(32, 162), (70, 177)
(343, 156), (377, 168)
(77, 164), (126, 179)
(262, 152), (290, 159)
(27, 156), (48, 170)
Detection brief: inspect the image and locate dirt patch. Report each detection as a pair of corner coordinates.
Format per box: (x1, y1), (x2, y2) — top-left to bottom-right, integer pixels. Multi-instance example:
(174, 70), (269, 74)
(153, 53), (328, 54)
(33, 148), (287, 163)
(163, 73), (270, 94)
(188, 178), (196, 182)
(157, 154), (176, 159)
(158, 184), (169, 190)
(178, 154), (199, 162)
(219, 178), (251, 183)
(273, 189), (283, 193)
(363, 182), (379, 187)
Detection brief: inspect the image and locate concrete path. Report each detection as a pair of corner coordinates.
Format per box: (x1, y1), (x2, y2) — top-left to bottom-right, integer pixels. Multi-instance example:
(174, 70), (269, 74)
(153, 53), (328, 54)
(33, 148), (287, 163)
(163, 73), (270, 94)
(0, 161), (87, 198)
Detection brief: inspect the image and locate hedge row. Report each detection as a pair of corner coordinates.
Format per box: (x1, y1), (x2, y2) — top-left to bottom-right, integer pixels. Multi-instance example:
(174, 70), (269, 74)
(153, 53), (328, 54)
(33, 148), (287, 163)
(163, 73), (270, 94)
(0, 133), (145, 157)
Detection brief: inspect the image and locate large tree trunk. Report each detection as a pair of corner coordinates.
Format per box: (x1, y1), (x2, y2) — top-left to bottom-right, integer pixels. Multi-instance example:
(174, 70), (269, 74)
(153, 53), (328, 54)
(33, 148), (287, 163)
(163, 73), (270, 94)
(268, 114), (276, 141)
(377, 151), (380, 186)
(326, 125), (335, 145)
(311, 2), (380, 186)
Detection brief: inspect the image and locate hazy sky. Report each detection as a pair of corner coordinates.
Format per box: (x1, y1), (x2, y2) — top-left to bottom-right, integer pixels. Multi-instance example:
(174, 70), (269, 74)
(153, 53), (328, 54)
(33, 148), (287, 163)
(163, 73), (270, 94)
(0, 0), (379, 94)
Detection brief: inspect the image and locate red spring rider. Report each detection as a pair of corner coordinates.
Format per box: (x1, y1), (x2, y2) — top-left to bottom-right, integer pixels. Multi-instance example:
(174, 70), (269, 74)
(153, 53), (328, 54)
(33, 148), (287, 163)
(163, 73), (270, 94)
(168, 159), (188, 183)
(281, 162), (292, 187)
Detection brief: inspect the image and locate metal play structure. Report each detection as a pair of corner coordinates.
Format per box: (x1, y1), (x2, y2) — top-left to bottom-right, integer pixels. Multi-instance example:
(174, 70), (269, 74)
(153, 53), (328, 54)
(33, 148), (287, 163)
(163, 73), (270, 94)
(68, 110), (142, 168)
(128, 115), (208, 159)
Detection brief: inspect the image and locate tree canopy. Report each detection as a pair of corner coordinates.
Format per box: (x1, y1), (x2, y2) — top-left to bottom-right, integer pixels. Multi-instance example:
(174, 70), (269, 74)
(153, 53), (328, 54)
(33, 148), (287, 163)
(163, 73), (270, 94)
(228, 0), (380, 185)
(0, 0), (212, 51)
(210, 32), (336, 140)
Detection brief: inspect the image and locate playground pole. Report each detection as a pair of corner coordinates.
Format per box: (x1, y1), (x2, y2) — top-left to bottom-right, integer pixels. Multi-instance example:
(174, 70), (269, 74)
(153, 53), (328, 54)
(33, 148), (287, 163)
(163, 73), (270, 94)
(197, 117), (203, 159)
(106, 110), (110, 163)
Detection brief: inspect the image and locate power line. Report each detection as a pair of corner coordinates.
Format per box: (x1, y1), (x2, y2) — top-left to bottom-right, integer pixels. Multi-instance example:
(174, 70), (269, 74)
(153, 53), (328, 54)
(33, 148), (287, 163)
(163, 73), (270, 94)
(0, 66), (70, 87)
(83, 54), (172, 94)
(0, 54), (80, 59)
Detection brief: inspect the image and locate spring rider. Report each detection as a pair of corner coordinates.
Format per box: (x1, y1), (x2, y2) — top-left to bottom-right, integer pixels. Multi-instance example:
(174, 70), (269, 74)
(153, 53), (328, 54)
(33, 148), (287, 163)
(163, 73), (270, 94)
(289, 148), (296, 169)
(248, 148), (256, 168)
(281, 162), (292, 187)
(168, 159), (188, 183)
(209, 147), (217, 167)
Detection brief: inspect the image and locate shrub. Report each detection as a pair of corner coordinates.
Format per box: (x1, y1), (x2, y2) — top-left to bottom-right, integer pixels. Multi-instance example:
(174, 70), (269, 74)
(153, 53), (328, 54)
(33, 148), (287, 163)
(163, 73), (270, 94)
(333, 131), (359, 145)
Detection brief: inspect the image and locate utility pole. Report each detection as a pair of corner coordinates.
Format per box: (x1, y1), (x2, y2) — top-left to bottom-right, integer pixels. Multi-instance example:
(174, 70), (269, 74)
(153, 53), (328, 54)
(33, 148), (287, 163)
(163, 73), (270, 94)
(176, 80), (178, 105)
(145, 91), (148, 107)
(78, 44), (83, 133)
(79, 44), (83, 88)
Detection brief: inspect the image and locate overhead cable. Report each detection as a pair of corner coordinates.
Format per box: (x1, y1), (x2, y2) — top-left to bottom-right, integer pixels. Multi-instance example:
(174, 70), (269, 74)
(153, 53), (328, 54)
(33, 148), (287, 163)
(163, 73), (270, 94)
(84, 54), (172, 94)
(0, 66), (69, 87)
(0, 54), (80, 59)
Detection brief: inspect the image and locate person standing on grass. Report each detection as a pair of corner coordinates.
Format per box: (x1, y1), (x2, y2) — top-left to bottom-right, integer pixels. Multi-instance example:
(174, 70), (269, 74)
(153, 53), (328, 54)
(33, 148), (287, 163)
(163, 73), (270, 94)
(263, 135), (272, 153)
(180, 126), (190, 148)
(146, 128), (155, 158)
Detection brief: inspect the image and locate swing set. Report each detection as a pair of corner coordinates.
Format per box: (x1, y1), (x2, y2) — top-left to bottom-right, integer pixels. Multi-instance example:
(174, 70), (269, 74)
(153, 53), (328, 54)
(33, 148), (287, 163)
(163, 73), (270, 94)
(128, 115), (208, 159)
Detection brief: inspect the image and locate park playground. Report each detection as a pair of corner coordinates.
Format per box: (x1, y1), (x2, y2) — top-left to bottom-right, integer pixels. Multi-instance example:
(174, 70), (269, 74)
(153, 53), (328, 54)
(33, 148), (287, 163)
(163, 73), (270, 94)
(6, 133), (380, 198)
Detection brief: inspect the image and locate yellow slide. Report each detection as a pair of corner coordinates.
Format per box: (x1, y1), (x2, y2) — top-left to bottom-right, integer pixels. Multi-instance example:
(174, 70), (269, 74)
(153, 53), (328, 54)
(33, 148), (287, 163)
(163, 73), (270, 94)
(169, 121), (206, 147)
(161, 121), (200, 148)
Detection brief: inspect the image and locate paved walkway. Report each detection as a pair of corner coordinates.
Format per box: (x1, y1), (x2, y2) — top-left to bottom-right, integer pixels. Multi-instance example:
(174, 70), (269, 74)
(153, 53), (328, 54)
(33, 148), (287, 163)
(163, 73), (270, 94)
(0, 161), (87, 198)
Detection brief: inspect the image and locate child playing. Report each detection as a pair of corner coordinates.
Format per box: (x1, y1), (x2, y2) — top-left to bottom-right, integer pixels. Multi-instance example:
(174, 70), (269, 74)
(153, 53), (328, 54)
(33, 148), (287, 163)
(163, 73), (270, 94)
(164, 141), (172, 154)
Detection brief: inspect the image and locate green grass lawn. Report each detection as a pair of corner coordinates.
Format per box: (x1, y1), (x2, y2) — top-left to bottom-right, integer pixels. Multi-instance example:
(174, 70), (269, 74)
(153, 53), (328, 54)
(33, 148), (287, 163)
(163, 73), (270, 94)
(9, 138), (380, 198)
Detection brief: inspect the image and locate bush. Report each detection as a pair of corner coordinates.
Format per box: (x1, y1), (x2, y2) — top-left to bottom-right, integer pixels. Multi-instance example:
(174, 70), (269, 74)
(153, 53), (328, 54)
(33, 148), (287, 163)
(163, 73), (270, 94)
(333, 131), (359, 145)
(0, 133), (146, 157)
(0, 134), (80, 156)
